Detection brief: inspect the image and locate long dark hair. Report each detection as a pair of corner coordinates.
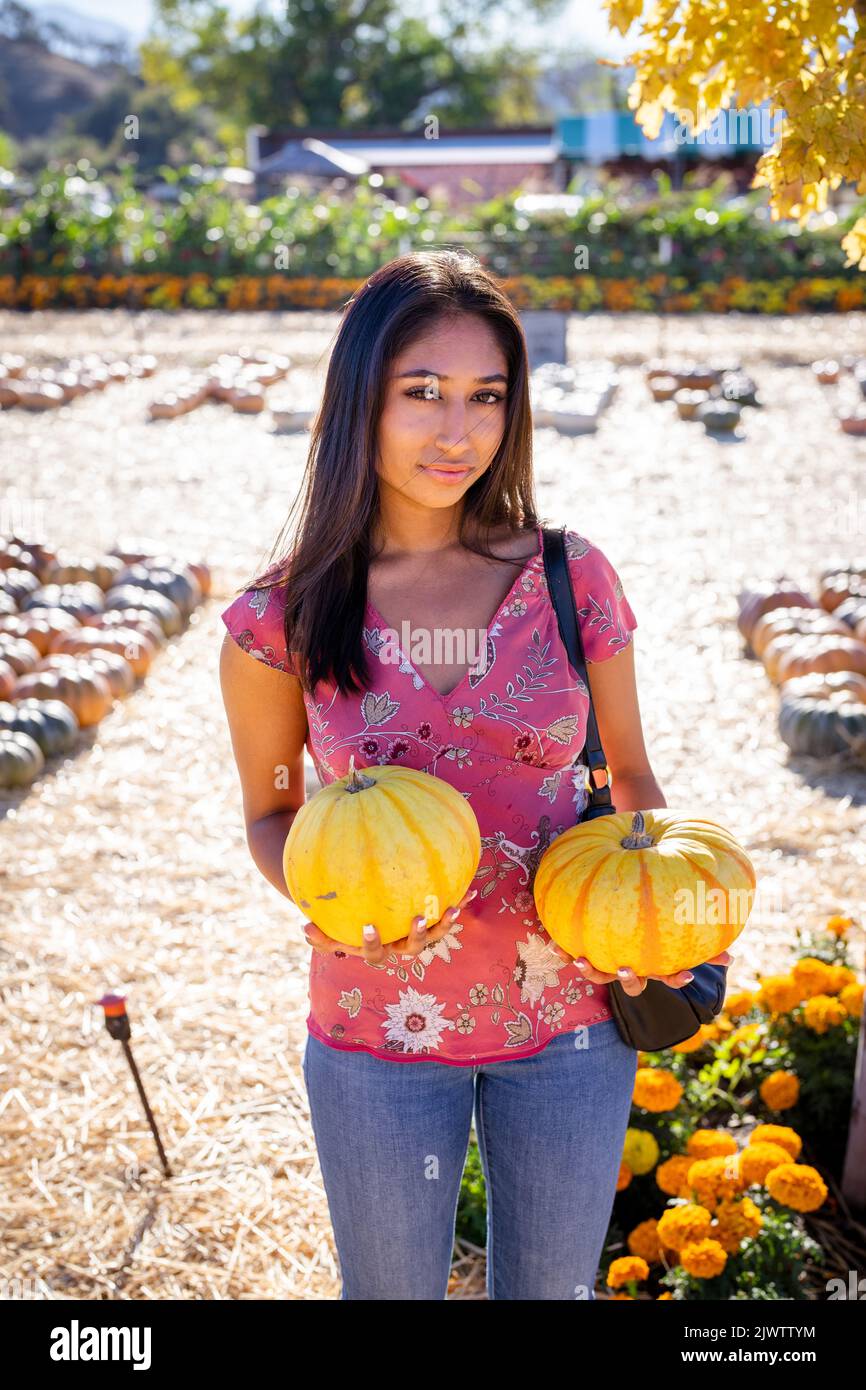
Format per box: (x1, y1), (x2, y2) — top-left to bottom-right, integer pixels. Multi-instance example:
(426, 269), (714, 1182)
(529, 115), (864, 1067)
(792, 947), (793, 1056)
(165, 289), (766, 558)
(249, 248), (540, 696)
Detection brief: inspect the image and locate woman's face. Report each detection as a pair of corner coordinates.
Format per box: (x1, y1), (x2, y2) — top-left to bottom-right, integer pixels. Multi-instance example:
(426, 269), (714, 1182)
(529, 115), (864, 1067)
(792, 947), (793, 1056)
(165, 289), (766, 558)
(376, 314), (509, 508)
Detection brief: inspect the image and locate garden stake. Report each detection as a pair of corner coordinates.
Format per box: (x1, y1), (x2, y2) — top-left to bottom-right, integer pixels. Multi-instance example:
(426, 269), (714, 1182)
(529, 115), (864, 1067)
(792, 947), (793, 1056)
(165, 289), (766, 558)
(94, 992), (173, 1178)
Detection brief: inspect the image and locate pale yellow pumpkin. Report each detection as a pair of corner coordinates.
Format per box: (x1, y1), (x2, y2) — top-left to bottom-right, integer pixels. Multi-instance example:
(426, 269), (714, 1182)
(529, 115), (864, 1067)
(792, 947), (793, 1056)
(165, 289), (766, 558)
(283, 756), (481, 947)
(533, 810), (756, 976)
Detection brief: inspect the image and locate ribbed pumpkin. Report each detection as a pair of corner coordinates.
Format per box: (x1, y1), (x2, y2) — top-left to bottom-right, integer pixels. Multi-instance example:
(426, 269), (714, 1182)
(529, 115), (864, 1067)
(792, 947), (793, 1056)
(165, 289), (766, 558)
(0, 730), (44, 789)
(0, 698), (78, 757)
(750, 608), (848, 660)
(13, 664), (113, 728)
(771, 633), (866, 685)
(283, 755), (482, 947)
(82, 608), (166, 647)
(0, 608), (80, 655)
(737, 583), (814, 652)
(533, 810), (756, 977)
(778, 686), (866, 758)
(0, 636), (41, 676)
(48, 627), (154, 678)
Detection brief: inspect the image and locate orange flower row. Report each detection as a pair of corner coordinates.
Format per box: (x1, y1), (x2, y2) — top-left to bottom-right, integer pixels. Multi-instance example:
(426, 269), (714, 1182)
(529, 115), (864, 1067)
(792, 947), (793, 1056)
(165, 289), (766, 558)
(1, 272), (865, 313)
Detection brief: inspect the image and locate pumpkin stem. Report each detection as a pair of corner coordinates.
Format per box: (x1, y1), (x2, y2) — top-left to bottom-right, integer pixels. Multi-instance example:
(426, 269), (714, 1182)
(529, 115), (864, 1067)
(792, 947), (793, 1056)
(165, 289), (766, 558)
(344, 752), (376, 793)
(620, 810), (655, 850)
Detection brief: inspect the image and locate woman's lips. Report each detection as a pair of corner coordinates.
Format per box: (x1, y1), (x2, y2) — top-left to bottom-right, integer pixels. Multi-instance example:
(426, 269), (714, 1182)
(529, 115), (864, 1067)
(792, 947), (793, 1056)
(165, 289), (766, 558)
(422, 464), (473, 484)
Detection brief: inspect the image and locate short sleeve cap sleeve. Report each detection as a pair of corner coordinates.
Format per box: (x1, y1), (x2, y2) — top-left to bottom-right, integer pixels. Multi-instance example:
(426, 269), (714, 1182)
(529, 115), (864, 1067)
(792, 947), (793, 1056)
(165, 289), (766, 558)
(565, 530), (637, 663)
(220, 579), (298, 675)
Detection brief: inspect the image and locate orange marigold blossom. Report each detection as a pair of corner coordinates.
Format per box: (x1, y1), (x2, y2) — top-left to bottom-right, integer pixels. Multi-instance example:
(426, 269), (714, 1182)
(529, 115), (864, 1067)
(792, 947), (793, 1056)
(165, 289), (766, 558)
(616, 1160), (633, 1192)
(759, 1071), (800, 1111)
(749, 1124), (802, 1159)
(724, 990), (756, 1019)
(627, 1218), (665, 1265)
(802, 994), (849, 1033)
(686, 1154), (745, 1208)
(680, 1238), (728, 1279)
(686, 1129), (738, 1159)
(607, 1255), (650, 1289)
(740, 1142), (793, 1186)
(632, 1066), (683, 1112)
(764, 1163), (828, 1212)
(792, 957), (836, 998)
(656, 1154), (695, 1198)
(757, 974), (802, 1014)
(841, 982), (865, 1017)
(656, 1203), (712, 1251)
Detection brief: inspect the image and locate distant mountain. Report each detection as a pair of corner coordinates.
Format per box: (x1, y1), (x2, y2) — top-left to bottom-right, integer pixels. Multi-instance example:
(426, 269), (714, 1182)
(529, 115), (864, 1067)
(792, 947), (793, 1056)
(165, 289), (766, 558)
(31, 2), (135, 51)
(0, 40), (126, 138)
(0, 0), (136, 139)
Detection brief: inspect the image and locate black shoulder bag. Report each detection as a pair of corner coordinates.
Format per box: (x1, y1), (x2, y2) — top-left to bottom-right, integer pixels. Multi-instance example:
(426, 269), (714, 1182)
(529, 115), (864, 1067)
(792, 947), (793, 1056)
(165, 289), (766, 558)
(540, 525), (728, 1051)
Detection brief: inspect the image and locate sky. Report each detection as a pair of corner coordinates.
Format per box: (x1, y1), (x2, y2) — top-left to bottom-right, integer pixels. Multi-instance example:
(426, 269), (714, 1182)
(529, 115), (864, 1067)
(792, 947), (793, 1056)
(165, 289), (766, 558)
(27, 0), (635, 55)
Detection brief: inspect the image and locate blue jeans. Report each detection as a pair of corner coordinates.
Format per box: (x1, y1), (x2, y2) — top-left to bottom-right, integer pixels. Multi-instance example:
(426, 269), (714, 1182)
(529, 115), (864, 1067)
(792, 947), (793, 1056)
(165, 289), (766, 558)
(301, 1016), (638, 1300)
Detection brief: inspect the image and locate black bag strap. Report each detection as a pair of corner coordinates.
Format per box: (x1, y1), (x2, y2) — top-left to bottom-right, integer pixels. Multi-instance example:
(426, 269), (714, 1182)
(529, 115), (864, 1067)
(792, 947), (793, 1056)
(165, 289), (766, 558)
(541, 525), (615, 820)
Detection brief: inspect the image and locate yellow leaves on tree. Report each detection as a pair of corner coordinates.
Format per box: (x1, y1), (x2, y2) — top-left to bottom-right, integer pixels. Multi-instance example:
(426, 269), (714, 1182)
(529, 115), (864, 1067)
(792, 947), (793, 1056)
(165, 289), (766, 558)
(601, 0), (866, 269)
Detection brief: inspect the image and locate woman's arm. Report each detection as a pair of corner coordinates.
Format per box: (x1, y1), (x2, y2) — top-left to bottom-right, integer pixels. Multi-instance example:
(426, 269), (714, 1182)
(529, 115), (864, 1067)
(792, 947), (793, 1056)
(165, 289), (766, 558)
(219, 631), (309, 900)
(585, 642), (666, 813)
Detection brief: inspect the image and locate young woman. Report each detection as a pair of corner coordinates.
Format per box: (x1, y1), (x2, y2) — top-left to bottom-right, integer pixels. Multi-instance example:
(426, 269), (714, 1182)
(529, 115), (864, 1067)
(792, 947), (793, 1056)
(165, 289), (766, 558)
(219, 250), (731, 1300)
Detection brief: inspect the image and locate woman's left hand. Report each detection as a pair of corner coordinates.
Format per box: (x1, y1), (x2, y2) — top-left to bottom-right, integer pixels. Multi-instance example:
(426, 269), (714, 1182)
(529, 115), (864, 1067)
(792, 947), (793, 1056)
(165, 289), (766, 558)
(548, 946), (734, 996)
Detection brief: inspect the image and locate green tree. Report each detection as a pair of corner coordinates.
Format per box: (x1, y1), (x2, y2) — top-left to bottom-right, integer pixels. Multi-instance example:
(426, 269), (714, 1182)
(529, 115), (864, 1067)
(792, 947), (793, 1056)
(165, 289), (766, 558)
(140, 0), (567, 130)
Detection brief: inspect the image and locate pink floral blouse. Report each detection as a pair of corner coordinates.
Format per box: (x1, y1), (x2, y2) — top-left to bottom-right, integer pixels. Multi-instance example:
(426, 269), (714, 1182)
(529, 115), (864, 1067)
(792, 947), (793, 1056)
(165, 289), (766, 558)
(221, 524), (638, 1066)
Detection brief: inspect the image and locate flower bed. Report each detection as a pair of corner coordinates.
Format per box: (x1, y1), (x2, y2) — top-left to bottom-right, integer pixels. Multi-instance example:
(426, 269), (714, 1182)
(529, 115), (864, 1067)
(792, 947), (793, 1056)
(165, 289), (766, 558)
(3, 272), (866, 314)
(455, 914), (866, 1299)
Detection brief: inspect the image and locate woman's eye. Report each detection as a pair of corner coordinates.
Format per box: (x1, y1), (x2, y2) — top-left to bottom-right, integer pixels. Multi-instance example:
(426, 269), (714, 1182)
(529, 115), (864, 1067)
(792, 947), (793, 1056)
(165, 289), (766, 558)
(405, 387), (504, 404)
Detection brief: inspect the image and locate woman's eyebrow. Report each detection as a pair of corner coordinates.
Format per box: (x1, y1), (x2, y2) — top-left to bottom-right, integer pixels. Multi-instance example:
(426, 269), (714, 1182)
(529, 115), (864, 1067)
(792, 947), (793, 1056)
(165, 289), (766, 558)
(394, 369), (508, 384)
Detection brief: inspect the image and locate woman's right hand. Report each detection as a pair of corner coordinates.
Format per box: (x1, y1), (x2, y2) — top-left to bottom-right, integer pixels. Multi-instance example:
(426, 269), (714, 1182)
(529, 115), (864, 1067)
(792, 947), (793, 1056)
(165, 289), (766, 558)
(301, 887), (478, 964)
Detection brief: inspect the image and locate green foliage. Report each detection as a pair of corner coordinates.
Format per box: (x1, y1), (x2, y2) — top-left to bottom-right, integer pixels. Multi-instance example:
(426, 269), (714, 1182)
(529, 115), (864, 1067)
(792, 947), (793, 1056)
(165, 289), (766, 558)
(3, 161), (864, 287)
(455, 1134), (487, 1248)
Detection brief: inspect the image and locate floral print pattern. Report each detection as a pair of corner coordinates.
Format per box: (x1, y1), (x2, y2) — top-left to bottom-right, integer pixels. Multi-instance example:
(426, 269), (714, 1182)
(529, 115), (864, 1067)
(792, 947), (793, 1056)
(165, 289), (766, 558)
(221, 524), (638, 1066)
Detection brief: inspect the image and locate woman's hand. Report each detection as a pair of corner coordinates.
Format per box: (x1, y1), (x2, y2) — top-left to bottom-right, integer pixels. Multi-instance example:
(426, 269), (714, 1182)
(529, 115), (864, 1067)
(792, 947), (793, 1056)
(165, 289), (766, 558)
(301, 887), (478, 964)
(548, 945), (734, 996)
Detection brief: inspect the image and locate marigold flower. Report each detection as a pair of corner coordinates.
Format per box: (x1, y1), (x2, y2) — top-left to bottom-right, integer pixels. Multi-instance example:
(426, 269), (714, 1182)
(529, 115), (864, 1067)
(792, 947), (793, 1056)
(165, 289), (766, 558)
(671, 1027), (706, 1053)
(686, 1129), (738, 1159)
(759, 1071), (800, 1111)
(841, 982), (865, 1018)
(825, 964), (856, 994)
(749, 1123), (802, 1159)
(616, 1159), (633, 1192)
(792, 957), (835, 998)
(725, 990), (756, 1019)
(622, 1127), (660, 1175)
(627, 1218), (665, 1265)
(757, 973), (801, 1014)
(712, 1195), (763, 1252)
(680, 1237), (728, 1278)
(764, 1163), (828, 1212)
(632, 1066), (683, 1112)
(657, 1291), (674, 1299)
(740, 1141), (792, 1186)
(825, 914), (853, 937)
(657, 1203), (712, 1251)
(607, 1255), (649, 1288)
(656, 1154), (695, 1198)
(802, 994), (849, 1033)
(687, 1154), (745, 1208)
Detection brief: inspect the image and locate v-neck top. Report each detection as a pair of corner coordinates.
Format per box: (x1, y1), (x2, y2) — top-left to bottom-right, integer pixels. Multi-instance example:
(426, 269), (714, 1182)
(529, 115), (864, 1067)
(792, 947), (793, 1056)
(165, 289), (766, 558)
(221, 525), (638, 1066)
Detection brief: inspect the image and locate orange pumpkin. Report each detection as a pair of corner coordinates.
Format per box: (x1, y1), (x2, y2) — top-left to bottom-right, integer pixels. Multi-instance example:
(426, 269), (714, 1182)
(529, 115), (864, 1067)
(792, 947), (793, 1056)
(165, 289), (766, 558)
(737, 584), (813, 649)
(772, 634), (866, 685)
(41, 651), (134, 699)
(82, 609), (166, 647)
(750, 608), (848, 660)
(0, 658), (15, 700)
(13, 665), (113, 727)
(48, 627), (154, 678)
(0, 609), (80, 656)
(0, 636), (41, 676)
